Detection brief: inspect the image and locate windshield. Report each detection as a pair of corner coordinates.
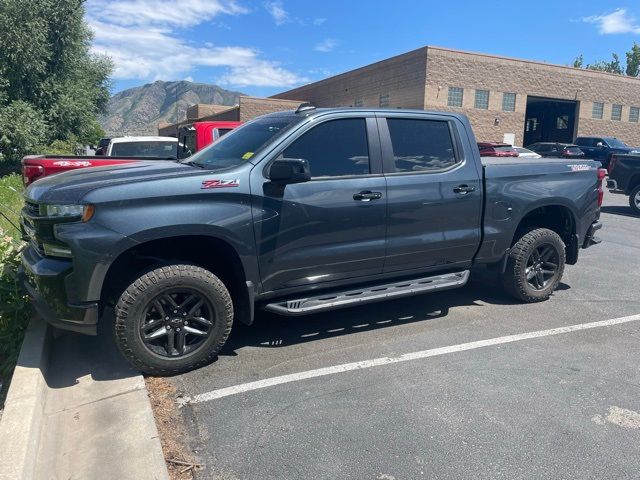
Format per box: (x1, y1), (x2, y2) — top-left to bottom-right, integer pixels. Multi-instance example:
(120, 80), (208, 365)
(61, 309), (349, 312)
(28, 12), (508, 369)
(184, 116), (302, 170)
(607, 138), (628, 148)
(110, 141), (178, 158)
(495, 146), (516, 152)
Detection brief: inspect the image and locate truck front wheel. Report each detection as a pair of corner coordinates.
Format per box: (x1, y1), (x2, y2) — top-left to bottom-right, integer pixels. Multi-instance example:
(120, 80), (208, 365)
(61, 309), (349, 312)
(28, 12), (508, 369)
(502, 228), (566, 303)
(114, 265), (233, 375)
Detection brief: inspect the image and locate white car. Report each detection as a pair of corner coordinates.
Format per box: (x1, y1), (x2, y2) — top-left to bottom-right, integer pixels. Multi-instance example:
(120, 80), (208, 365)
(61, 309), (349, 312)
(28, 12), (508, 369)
(106, 136), (180, 159)
(514, 147), (541, 158)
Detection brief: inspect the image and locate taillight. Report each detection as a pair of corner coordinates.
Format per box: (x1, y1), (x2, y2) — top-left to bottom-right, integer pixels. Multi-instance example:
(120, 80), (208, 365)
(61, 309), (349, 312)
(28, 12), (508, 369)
(608, 155), (617, 175)
(22, 164), (44, 186)
(597, 168), (607, 207)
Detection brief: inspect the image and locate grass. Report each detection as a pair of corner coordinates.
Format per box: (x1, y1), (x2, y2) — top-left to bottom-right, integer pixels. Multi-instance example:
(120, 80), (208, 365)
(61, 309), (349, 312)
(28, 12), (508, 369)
(0, 173), (28, 409)
(0, 173), (24, 236)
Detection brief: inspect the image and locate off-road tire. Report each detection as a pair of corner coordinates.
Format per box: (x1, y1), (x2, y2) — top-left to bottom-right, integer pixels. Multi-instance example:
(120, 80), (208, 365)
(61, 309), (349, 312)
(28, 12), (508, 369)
(629, 184), (640, 216)
(114, 265), (233, 375)
(502, 228), (566, 303)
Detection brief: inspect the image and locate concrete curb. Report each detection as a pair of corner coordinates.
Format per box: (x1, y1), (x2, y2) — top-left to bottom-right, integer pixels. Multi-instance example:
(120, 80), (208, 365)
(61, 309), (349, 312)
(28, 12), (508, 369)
(0, 316), (169, 479)
(0, 316), (49, 480)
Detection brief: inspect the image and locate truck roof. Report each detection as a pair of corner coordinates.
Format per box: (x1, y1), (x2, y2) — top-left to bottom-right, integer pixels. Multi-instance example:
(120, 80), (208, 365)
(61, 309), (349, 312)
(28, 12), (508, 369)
(109, 136), (178, 143)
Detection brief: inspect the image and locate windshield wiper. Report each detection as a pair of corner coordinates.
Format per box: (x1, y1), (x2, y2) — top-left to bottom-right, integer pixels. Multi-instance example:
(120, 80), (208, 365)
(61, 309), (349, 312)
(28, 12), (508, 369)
(182, 160), (206, 169)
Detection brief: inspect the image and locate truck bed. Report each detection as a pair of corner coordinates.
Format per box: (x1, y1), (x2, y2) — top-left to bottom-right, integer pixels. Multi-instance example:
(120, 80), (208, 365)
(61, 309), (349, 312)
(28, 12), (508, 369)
(475, 156), (602, 265)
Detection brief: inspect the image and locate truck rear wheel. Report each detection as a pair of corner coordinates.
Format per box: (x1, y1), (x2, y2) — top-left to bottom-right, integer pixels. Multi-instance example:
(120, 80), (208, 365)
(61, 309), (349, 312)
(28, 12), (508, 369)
(114, 265), (233, 375)
(502, 228), (565, 303)
(629, 185), (640, 216)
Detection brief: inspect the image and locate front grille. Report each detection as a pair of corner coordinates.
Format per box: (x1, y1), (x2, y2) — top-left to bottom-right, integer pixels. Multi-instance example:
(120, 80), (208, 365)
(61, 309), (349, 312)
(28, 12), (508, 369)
(24, 201), (40, 217)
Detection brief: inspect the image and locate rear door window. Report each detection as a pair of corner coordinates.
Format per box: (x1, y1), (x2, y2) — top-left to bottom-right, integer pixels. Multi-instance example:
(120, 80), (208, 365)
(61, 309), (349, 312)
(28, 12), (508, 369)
(282, 118), (370, 178)
(386, 118), (457, 172)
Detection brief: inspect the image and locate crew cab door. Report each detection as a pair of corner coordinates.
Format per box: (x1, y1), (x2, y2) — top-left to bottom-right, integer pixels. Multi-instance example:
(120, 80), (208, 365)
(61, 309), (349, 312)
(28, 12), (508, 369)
(250, 115), (387, 292)
(377, 114), (483, 273)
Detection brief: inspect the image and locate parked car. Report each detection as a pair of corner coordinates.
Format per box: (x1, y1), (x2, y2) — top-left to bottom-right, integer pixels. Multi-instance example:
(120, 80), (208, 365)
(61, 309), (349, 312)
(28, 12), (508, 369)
(527, 143), (585, 158)
(607, 153), (640, 215)
(106, 136), (181, 158)
(513, 147), (541, 158)
(478, 142), (519, 157)
(575, 136), (640, 169)
(20, 108), (603, 374)
(21, 123), (241, 186)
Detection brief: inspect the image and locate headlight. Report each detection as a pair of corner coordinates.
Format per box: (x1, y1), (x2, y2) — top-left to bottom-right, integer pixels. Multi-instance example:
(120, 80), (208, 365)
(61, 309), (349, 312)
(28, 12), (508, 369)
(43, 204), (94, 221)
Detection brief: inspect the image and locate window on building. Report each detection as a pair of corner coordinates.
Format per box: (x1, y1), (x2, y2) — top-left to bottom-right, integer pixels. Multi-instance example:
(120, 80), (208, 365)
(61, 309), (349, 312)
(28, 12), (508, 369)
(474, 90), (490, 109)
(556, 115), (569, 130)
(502, 93), (516, 112)
(379, 93), (390, 108)
(592, 102), (604, 119)
(611, 104), (622, 121)
(282, 118), (370, 178)
(386, 118), (457, 172)
(354, 98), (364, 108)
(629, 106), (639, 123)
(447, 87), (463, 107)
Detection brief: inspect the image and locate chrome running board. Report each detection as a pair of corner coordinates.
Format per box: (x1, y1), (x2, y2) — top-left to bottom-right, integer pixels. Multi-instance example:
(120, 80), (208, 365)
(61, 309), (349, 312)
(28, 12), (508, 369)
(264, 270), (470, 315)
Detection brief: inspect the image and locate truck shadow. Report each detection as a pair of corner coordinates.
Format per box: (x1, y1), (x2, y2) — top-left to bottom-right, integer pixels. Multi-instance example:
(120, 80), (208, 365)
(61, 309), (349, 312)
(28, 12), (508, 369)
(44, 313), (139, 389)
(221, 272), (570, 355)
(600, 205), (638, 218)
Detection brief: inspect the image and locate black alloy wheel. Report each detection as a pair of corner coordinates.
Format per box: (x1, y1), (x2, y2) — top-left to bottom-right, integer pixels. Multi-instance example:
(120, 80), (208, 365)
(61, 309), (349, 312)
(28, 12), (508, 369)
(140, 289), (214, 358)
(524, 244), (560, 290)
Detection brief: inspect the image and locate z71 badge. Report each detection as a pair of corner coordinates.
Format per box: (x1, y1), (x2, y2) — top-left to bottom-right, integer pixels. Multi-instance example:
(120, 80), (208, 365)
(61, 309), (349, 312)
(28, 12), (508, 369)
(201, 179), (240, 189)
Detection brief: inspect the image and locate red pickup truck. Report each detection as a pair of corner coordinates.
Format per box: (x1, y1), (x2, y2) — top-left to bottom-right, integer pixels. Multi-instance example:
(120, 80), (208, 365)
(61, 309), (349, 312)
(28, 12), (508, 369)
(22, 121), (241, 185)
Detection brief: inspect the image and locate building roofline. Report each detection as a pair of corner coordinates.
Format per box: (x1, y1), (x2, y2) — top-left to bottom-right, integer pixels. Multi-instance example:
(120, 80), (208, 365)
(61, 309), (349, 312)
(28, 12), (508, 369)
(272, 46), (429, 97)
(426, 45), (640, 82)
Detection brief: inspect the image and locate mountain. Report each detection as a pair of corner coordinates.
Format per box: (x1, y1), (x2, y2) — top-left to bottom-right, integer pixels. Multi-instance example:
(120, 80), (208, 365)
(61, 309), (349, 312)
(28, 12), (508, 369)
(100, 80), (245, 136)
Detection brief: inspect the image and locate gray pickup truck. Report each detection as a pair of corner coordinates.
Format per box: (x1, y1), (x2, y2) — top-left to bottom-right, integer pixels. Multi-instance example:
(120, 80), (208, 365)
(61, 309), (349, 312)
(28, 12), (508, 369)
(20, 107), (603, 374)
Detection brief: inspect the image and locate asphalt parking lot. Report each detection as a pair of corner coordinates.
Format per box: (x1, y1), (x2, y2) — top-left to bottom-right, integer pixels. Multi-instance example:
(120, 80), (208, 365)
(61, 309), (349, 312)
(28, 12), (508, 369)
(171, 192), (640, 480)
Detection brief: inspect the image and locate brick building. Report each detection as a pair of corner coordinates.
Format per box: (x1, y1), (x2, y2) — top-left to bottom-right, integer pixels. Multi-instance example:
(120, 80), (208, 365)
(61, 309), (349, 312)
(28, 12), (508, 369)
(273, 46), (640, 147)
(158, 96), (302, 136)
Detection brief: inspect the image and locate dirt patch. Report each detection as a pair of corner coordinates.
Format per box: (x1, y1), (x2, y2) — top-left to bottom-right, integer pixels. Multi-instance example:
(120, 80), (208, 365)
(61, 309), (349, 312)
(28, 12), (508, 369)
(146, 376), (202, 479)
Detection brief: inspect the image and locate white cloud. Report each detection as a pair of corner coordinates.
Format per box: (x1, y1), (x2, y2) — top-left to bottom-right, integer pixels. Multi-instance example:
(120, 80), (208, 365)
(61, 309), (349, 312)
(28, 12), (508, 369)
(264, 0), (288, 25)
(312, 18), (327, 26)
(218, 64), (308, 87)
(314, 38), (338, 53)
(582, 8), (640, 34)
(86, 0), (248, 28)
(86, 0), (306, 87)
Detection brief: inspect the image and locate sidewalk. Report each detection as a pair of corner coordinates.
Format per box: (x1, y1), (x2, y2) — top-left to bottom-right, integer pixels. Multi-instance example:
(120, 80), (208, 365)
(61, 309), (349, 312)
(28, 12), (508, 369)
(0, 317), (168, 480)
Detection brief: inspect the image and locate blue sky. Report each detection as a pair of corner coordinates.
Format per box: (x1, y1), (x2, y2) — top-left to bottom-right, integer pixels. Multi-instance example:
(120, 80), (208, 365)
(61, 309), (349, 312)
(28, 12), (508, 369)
(85, 0), (640, 96)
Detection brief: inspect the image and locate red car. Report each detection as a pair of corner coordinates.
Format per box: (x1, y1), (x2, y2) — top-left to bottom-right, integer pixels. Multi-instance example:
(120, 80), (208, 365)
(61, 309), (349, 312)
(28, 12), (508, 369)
(22, 121), (242, 186)
(477, 142), (519, 157)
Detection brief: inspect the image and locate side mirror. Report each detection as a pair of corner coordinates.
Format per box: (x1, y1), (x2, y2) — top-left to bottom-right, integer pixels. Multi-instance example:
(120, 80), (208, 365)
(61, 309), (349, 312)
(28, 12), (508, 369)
(596, 142), (604, 148)
(269, 158), (311, 184)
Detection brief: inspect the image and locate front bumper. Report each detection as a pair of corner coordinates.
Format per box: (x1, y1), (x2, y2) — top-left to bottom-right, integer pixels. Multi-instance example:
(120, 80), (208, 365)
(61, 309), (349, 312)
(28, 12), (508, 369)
(20, 246), (99, 335)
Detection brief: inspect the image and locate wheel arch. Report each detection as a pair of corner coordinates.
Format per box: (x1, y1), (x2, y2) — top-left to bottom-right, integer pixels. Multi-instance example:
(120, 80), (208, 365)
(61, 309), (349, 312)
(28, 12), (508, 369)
(509, 203), (578, 264)
(100, 234), (256, 326)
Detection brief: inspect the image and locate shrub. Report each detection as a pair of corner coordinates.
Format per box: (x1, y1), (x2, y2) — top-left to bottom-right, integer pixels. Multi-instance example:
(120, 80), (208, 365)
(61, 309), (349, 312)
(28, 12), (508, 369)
(0, 236), (29, 375)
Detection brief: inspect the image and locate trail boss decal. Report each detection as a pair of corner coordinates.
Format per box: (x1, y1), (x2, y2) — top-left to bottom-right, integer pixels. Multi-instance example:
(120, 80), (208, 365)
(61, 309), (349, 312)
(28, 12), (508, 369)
(569, 164), (591, 172)
(201, 179), (240, 189)
(53, 160), (93, 167)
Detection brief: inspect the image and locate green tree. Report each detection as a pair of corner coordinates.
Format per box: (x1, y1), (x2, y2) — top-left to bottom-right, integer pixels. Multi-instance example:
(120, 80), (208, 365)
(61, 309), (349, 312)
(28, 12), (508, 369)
(573, 55), (584, 68)
(0, 0), (112, 164)
(587, 54), (623, 75)
(626, 42), (640, 77)
(0, 101), (47, 164)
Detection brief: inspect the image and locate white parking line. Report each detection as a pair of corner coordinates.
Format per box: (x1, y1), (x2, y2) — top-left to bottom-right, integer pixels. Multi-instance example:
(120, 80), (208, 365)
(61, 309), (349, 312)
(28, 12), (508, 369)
(178, 313), (640, 406)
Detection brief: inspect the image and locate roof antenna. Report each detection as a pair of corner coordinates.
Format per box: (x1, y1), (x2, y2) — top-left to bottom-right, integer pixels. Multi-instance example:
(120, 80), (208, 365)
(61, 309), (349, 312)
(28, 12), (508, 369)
(295, 102), (316, 114)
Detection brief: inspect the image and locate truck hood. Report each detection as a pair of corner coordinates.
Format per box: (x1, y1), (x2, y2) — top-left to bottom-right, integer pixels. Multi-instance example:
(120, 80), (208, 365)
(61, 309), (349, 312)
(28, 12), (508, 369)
(25, 161), (214, 204)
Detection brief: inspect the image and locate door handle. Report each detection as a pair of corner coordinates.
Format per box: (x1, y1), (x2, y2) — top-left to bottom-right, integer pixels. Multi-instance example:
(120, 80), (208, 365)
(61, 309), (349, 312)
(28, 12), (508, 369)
(353, 191), (383, 201)
(453, 184), (476, 194)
